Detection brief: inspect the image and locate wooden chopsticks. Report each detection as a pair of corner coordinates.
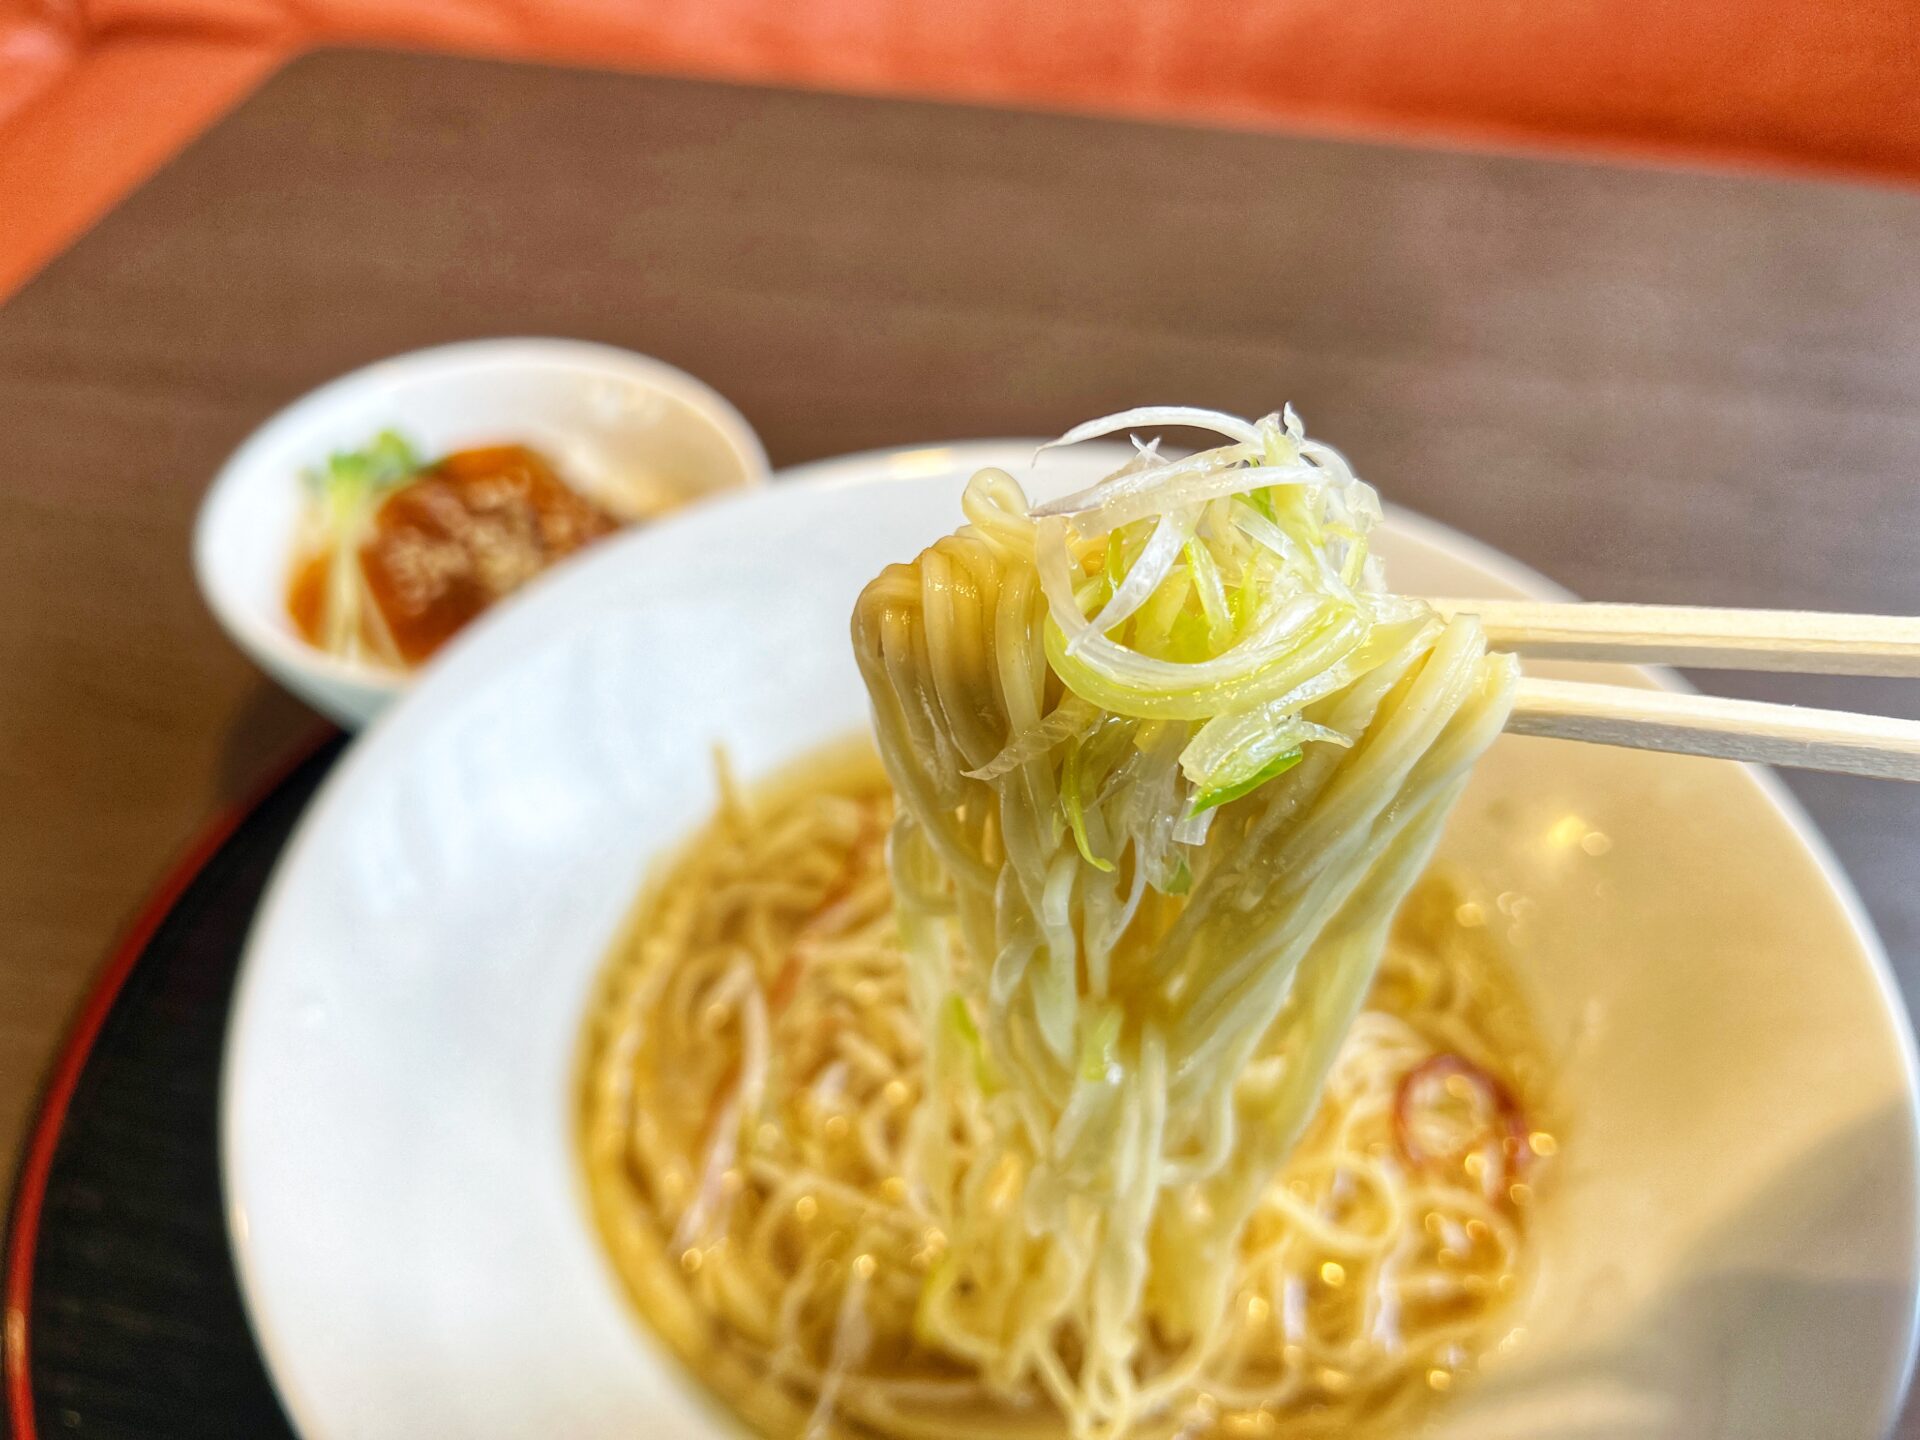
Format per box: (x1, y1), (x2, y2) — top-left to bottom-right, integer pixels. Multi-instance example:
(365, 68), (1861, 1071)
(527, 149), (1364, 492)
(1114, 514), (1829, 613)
(1429, 599), (1920, 676)
(1506, 677), (1920, 781)
(1430, 600), (1920, 781)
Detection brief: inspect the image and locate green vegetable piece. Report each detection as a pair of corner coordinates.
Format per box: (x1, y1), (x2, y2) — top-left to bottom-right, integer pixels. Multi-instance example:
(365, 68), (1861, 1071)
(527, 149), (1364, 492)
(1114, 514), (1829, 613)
(1161, 854), (1193, 895)
(942, 993), (996, 1091)
(1060, 735), (1116, 872)
(310, 429), (421, 505)
(1078, 1006), (1124, 1082)
(1188, 747), (1303, 818)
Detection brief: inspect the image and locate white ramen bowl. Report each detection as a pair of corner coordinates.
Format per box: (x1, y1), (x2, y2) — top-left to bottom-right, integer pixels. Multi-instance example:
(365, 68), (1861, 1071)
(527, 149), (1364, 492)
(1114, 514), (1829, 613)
(223, 441), (1920, 1440)
(194, 338), (769, 728)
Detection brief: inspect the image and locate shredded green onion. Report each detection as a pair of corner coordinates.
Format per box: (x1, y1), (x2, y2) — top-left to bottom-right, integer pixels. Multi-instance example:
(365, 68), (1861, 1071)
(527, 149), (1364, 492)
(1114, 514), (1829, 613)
(1059, 736), (1115, 872)
(1189, 747), (1303, 816)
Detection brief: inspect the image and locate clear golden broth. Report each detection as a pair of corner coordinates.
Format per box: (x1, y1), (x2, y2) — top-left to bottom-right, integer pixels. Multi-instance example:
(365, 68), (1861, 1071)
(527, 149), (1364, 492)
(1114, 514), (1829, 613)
(578, 741), (1552, 1439)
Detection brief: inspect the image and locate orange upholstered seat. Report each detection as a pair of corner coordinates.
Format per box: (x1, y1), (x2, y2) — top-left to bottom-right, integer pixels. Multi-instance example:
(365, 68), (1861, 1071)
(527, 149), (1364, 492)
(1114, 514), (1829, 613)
(2, 0), (1917, 300)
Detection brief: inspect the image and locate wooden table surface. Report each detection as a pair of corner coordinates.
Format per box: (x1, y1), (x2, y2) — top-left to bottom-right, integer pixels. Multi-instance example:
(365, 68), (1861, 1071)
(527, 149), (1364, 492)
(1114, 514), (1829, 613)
(5, 46), (1920, 1433)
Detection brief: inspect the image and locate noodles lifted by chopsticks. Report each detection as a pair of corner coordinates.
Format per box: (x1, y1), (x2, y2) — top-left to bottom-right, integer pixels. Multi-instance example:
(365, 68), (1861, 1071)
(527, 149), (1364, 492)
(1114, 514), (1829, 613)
(849, 408), (1518, 1434)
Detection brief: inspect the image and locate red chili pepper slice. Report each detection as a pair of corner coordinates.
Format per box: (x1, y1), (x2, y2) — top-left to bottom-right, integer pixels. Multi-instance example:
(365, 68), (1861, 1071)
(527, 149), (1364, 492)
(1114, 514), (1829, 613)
(1392, 1052), (1533, 1191)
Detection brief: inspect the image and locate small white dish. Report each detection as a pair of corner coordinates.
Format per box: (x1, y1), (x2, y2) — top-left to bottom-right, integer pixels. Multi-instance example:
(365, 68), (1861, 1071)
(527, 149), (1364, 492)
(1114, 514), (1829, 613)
(223, 441), (1920, 1440)
(194, 338), (769, 727)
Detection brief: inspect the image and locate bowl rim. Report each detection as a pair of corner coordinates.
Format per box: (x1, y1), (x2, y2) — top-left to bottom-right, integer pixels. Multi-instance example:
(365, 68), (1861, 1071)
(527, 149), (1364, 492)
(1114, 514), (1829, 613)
(191, 336), (771, 701)
(221, 437), (1920, 1438)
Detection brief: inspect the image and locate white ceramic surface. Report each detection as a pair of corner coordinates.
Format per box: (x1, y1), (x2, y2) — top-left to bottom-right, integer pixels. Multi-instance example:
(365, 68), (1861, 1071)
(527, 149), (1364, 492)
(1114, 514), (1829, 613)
(224, 441), (1920, 1440)
(194, 338), (769, 728)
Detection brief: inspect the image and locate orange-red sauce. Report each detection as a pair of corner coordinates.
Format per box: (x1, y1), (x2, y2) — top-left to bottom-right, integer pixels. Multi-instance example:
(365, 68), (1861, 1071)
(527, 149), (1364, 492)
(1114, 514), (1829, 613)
(288, 444), (620, 667)
(286, 551), (334, 651)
